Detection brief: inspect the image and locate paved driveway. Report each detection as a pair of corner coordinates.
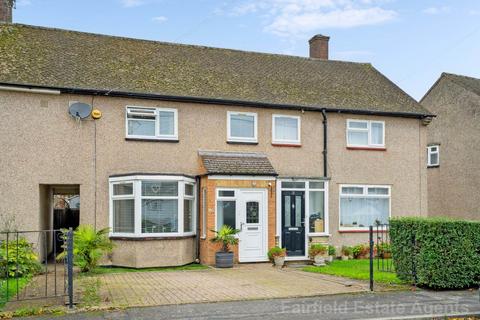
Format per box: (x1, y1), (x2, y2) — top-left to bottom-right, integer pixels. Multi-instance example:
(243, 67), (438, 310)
(98, 264), (368, 307)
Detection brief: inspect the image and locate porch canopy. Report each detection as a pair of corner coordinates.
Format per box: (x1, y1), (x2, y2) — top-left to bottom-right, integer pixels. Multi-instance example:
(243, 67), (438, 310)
(198, 150), (277, 176)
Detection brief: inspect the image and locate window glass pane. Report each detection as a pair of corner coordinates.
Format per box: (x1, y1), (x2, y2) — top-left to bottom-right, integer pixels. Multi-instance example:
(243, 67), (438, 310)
(340, 196), (389, 228)
(230, 113), (255, 138)
(309, 191), (324, 233)
(142, 199), (178, 233)
(430, 146), (437, 152)
(217, 200), (236, 229)
(309, 181), (324, 189)
(294, 196), (302, 228)
(113, 183), (133, 196)
(184, 199), (193, 232)
(159, 111), (174, 136)
(430, 153), (439, 165)
(246, 202), (259, 224)
(348, 131), (368, 145)
(282, 181), (305, 189)
(284, 196), (291, 227)
(128, 119), (155, 136)
(371, 122), (384, 145)
(218, 190), (235, 197)
(368, 187), (389, 195)
(349, 121), (368, 129)
(113, 199), (134, 233)
(142, 181), (178, 196)
(341, 187), (364, 195)
(185, 184), (194, 196)
(274, 117), (298, 141)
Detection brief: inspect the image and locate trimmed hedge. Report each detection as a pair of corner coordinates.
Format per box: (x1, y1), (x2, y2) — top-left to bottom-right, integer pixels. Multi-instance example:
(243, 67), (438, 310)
(390, 217), (480, 289)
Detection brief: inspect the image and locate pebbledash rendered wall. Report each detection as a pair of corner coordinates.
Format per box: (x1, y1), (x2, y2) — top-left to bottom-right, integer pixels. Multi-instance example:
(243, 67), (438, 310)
(0, 90), (427, 265)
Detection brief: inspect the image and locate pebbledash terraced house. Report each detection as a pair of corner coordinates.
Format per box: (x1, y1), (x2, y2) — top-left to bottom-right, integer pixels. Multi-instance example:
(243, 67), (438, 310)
(0, 8), (434, 267)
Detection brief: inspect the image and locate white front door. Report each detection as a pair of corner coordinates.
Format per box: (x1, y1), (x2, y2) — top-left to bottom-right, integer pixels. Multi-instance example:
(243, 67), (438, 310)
(238, 190), (268, 262)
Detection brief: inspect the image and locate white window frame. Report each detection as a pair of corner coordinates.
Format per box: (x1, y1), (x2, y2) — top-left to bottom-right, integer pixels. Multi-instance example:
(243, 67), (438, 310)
(338, 184), (391, 231)
(215, 189), (238, 231)
(427, 145), (440, 167)
(126, 106), (178, 141)
(109, 175), (195, 238)
(227, 111), (258, 143)
(272, 114), (301, 145)
(346, 119), (385, 148)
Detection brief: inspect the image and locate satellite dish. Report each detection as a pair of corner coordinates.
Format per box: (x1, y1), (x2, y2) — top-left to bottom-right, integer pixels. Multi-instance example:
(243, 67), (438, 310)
(69, 102), (92, 119)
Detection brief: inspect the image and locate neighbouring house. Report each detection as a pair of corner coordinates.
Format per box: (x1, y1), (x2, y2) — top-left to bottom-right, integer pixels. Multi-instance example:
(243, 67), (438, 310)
(0, 6), (433, 267)
(421, 73), (480, 220)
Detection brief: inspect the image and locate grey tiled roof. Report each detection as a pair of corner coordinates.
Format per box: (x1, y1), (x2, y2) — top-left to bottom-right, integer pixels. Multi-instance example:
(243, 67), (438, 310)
(199, 151), (277, 176)
(0, 24), (432, 116)
(442, 73), (480, 97)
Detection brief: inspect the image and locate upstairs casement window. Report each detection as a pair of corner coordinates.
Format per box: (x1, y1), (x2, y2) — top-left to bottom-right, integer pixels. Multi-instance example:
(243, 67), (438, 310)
(427, 145), (440, 167)
(272, 115), (301, 145)
(347, 119), (385, 148)
(126, 106), (178, 140)
(227, 111), (258, 143)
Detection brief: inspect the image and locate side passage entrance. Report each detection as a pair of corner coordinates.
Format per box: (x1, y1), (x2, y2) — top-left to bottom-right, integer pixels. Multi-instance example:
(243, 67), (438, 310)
(281, 191), (305, 257)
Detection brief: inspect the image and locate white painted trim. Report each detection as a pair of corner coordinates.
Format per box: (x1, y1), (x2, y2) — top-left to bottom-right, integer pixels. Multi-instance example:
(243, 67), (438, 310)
(208, 175), (276, 181)
(427, 145), (440, 167)
(346, 119), (385, 148)
(125, 106), (179, 140)
(338, 184), (392, 231)
(0, 85), (61, 95)
(227, 111), (258, 143)
(272, 114), (301, 145)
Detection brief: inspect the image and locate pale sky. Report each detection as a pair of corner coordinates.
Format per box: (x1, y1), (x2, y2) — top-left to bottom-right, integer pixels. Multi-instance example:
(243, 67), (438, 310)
(12, 0), (480, 100)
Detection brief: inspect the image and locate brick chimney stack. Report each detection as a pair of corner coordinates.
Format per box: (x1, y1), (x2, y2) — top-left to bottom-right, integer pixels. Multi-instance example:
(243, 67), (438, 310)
(0, 0), (13, 24)
(309, 34), (330, 60)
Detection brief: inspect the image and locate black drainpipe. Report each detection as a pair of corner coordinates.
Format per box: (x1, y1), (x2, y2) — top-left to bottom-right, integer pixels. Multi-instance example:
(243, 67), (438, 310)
(321, 109), (328, 178)
(195, 175), (201, 262)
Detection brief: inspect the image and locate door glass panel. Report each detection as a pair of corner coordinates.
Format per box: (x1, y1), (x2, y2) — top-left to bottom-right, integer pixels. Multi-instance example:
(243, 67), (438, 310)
(284, 196), (291, 227)
(295, 195), (302, 227)
(246, 201), (259, 224)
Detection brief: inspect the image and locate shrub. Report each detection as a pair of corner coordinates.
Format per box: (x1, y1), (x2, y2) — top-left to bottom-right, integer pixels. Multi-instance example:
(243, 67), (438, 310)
(308, 244), (327, 258)
(341, 246), (352, 257)
(57, 225), (113, 273)
(0, 238), (42, 278)
(328, 245), (336, 256)
(267, 247), (286, 261)
(390, 217), (480, 289)
(210, 225), (240, 253)
(352, 244), (369, 259)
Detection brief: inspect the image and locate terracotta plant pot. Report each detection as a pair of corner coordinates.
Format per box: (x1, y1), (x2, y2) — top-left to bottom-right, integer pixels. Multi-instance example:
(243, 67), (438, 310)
(274, 256), (285, 267)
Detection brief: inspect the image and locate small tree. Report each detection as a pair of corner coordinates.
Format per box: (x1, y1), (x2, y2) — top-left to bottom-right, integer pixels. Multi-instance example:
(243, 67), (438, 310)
(57, 225), (113, 273)
(210, 225), (239, 252)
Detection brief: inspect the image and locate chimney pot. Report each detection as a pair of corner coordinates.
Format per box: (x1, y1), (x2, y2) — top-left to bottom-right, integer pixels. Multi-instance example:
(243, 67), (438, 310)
(0, 0), (13, 24)
(309, 34), (330, 60)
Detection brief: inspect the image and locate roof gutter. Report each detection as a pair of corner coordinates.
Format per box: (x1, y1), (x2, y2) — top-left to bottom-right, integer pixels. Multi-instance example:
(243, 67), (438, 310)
(0, 82), (436, 119)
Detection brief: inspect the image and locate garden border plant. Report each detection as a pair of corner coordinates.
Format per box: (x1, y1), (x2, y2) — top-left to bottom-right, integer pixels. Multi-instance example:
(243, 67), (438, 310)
(390, 217), (480, 289)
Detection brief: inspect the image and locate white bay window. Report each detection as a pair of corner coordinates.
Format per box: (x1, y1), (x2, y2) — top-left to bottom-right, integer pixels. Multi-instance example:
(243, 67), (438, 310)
(339, 185), (390, 230)
(110, 176), (195, 237)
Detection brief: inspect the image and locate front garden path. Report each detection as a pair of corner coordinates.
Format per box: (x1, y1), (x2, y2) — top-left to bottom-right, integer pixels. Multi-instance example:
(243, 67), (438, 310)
(97, 263), (369, 307)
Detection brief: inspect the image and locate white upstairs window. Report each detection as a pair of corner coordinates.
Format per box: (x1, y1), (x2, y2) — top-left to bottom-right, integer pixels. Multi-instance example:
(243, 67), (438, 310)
(427, 145), (440, 167)
(272, 115), (301, 145)
(347, 119), (385, 148)
(126, 106), (178, 140)
(227, 111), (258, 143)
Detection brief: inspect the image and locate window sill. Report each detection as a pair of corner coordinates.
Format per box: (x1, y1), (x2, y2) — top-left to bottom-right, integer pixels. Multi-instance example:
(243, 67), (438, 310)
(308, 233), (330, 237)
(427, 165), (440, 168)
(126, 137), (179, 143)
(227, 140), (259, 145)
(110, 234), (196, 240)
(272, 143), (301, 148)
(338, 229), (387, 233)
(346, 146), (386, 151)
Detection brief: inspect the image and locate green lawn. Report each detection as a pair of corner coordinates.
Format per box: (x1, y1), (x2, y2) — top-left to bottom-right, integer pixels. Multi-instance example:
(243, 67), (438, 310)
(303, 259), (405, 285)
(0, 277), (30, 309)
(84, 263), (208, 276)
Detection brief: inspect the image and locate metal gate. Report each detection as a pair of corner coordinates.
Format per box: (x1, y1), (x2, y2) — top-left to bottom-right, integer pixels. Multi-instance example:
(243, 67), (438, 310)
(0, 228), (74, 308)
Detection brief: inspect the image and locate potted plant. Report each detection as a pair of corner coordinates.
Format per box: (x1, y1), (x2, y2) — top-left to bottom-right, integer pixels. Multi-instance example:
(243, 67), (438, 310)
(210, 225), (240, 268)
(327, 245), (336, 263)
(341, 246), (351, 260)
(376, 243), (392, 259)
(309, 244), (327, 266)
(352, 244), (369, 259)
(268, 246), (287, 267)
